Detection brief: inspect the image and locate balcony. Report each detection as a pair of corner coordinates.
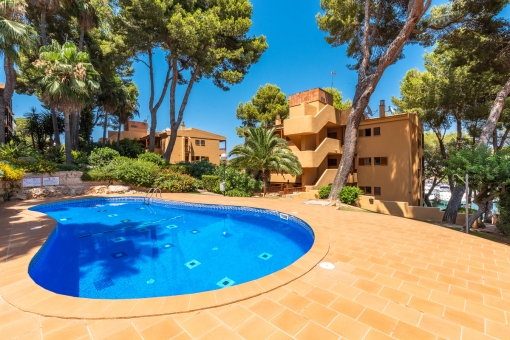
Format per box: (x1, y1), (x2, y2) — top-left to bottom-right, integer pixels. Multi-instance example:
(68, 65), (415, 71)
(291, 138), (343, 168)
(284, 105), (348, 136)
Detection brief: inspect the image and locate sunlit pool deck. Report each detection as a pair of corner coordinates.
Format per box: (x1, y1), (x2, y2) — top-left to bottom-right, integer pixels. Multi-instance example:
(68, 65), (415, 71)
(1, 193), (509, 340)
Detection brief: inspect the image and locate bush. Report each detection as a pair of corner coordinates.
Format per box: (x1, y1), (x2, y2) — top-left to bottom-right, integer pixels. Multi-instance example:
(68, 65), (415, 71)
(339, 186), (364, 205)
(496, 192), (510, 236)
(212, 166), (262, 196)
(45, 146), (65, 164)
(153, 170), (196, 192)
(0, 140), (36, 160)
(161, 163), (192, 174)
(57, 164), (82, 172)
(89, 147), (120, 167)
(105, 139), (143, 158)
(177, 160), (216, 179)
(202, 175), (220, 192)
(319, 184), (332, 199)
(0, 162), (24, 181)
(12, 156), (58, 173)
(114, 158), (159, 187)
(138, 152), (165, 166)
(72, 150), (89, 165)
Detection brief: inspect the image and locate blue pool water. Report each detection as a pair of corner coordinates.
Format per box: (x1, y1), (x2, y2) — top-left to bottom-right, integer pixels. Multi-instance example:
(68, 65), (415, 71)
(28, 198), (314, 299)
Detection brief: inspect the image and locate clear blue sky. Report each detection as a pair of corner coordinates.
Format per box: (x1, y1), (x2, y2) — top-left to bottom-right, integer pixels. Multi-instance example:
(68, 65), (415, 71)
(3, 0), (508, 153)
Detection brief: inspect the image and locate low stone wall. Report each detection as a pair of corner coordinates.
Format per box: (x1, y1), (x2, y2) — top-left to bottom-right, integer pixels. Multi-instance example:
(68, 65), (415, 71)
(0, 171), (132, 201)
(358, 195), (473, 226)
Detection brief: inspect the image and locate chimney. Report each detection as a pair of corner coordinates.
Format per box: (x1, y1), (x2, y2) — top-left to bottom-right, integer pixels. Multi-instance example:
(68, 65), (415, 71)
(181, 122), (186, 130)
(275, 114), (281, 126)
(379, 100), (386, 118)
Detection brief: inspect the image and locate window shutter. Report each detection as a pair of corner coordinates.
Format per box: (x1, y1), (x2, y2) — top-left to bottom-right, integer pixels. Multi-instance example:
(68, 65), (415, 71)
(359, 158), (365, 166)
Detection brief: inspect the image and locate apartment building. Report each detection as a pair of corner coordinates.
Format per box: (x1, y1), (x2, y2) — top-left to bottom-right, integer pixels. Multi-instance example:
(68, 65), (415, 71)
(0, 83), (16, 137)
(271, 88), (424, 206)
(101, 120), (227, 166)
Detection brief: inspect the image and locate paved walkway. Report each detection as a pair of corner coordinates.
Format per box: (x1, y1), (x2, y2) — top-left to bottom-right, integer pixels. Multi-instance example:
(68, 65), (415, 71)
(1, 194), (510, 340)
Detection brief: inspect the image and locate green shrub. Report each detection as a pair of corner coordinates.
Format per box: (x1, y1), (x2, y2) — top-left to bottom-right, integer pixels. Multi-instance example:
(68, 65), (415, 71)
(212, 166), (262, 196)
(177, 160), (216, 179)
(202, 175), (220, 192)
(0, 140), (36, 160)
(114, 158), (159, 187)
(45, 146), (65, 164)
(0, 161), (24, 181)
(57, 164), (81, 171)
(89, 147), (120, 167)
(105, 139), (143, 158)
(319, 184), (332, 199)
(161, 163), (192, 174)
(12, 156), (58, 173)
(71, 150), (89, 165)
(496, 192), (510, 236)
(339, 186), (364, 205)
(138, 152), (164, 166)
(154, 170), (196, 192)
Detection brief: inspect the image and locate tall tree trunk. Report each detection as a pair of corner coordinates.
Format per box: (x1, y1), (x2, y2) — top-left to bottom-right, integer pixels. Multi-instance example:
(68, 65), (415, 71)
(467, 203), (486, 231)
(79, 28), (85, 51)
(50, 107), (61, 146)
(442, 186), (465, 223)
(479, 76), (510, 146)
(445, 76), (510, 223)
(117, 123), (121, 145)
(492, 129), (498, 152)
(498, 128), (509, 150)
(70, 111), (80, 150)
(484, 201), (493, 224)
(455, 117), (463, 150)
(163, 64), (200, 162)
(424, 177), (440, 207)
(40, 9), (47, 45)
(64, 111), (73, 165)
(102, 111), (108, 147)
(0, 57), (16, 144)
(147, 50), (172, 152)
(328, 0), (430, 200)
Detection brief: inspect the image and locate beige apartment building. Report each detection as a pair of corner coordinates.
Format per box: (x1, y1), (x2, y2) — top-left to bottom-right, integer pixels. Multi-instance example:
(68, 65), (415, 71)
(101, 121), (227, 166)
(271, 88), (424, 206)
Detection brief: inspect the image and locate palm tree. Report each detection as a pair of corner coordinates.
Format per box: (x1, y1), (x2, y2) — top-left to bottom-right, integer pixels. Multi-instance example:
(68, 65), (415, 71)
(65, 0), (97, 51)
(31, 0), (62, 146)
(31, 0), (60, 45)
(34, 40), (100, 164)
(229, 127), (302, 193)
(97, 75), (125, 147)
(0, 0), (38, 143)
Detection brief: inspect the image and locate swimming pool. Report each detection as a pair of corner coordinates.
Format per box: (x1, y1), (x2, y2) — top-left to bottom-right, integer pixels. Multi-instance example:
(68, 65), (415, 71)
(28, 198), (314, 299)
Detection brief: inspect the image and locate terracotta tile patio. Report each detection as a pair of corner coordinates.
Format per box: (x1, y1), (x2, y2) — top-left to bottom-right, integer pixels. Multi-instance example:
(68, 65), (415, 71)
(1, 193), (510, 339)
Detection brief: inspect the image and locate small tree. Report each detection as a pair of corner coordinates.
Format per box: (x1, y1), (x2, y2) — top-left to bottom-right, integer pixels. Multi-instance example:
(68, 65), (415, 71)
(236, 84), (289, 137)
(446, 146), (510, 230)
(323, 87), (352, 110)
(229, 127), (302, 193)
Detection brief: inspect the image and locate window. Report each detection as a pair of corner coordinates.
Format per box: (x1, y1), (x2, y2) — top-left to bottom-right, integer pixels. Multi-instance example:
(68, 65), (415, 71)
(201, 156), (209, 161)
(327, 132), (338, 139)
(374, 157), (388, 166)
(374, 127), (380, 136)
(195, 140), (200, 146)
(359, 186), (372, 194)
(359, 129), (372, 137)
(328, 158), (338, 167)
(201, 140), (205, 146)
(359, 157), (371, 166)
(374, 187), (381, 195)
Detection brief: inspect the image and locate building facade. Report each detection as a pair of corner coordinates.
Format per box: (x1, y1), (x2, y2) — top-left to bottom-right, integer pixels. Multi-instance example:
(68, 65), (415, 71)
(101, 121), (227, 166)
(0, 83), (16, 137)
(271, 88), (424, 206)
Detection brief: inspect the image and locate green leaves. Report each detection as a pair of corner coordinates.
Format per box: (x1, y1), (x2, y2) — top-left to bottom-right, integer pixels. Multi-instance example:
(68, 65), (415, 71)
(229, 127), (302, 178)
(236, 84), (289, 137)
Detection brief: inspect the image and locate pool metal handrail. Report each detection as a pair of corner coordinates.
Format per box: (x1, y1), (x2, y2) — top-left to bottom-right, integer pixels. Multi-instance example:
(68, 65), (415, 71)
(144, 188), (162, 204)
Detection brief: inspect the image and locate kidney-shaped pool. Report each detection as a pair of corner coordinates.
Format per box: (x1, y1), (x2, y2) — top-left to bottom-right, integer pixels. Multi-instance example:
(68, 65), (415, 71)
(28, 198), (314, 299)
